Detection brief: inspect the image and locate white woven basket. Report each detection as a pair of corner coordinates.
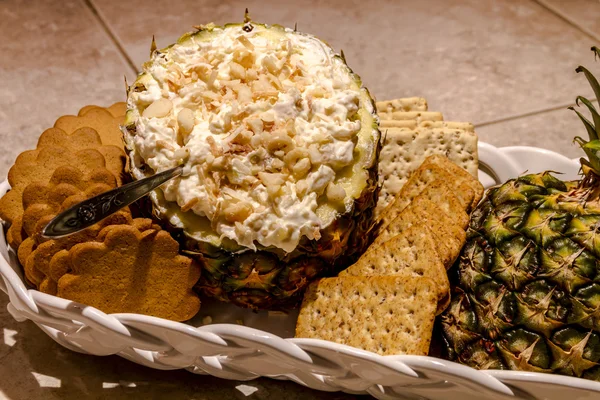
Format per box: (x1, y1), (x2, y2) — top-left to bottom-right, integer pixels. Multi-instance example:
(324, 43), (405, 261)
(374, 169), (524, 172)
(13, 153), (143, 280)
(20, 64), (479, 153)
(2, 142), (599, 400)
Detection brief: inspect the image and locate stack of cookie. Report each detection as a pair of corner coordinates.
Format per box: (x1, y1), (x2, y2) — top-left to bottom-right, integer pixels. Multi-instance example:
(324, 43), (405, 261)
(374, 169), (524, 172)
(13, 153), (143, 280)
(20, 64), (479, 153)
(0, 103), (200, 321)
(0, 103), (129, 288)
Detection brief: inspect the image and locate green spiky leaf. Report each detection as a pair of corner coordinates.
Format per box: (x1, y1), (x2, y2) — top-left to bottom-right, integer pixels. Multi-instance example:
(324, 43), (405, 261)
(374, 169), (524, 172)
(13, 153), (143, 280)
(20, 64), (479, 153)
(570, 107), (598, 141)
(574, 137), (600, 172)
(576, 96), (600, 138)
(593, 46), (600, 61)
(576, 64), (600, 104)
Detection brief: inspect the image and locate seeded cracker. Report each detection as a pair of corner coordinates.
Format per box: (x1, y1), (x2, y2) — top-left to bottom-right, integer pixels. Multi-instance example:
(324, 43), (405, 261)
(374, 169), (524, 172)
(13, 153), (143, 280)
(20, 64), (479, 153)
(340, 225), (449, 314)
(378, 154), (482, 230)
(379, 111), (443, 126)
(376, 97), (428, 115)
(376, 128), (479, 215)
(379, 120), (475, 132)
(424, 154), (484, 208)
(372, 195), (467, 269)
(295, 275), (437, 355)
(379, 178), (471, 239)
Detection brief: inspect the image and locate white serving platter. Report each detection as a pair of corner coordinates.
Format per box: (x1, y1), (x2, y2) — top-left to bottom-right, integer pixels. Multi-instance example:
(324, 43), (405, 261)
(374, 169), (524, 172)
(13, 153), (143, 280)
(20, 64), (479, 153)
(1, 142), (599, 400)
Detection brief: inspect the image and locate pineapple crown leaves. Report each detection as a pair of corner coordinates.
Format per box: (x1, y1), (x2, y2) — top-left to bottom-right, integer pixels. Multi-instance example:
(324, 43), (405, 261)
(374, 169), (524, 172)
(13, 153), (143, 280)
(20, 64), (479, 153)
(243, 8), (254, 32)
(149, 35), (157, 58)
(572, 46), (600, 173)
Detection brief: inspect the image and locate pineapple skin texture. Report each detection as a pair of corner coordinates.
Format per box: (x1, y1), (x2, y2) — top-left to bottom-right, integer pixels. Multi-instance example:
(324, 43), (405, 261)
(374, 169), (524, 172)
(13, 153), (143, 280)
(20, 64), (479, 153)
(441, 172), (600, 380)
(127, 22), (382, 310)
(189, 171), (379, 309)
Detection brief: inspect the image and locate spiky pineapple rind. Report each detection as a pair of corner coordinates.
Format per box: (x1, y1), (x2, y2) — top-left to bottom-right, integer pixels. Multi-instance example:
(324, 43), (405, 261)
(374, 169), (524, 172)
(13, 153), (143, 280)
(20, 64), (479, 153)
(442, 173), (600, 380)
(124, 21), (381, 309)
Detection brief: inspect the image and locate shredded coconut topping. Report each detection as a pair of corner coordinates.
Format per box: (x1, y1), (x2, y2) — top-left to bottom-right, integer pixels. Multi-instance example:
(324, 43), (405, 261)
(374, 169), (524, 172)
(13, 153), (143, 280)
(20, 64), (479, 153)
(126, 24), (362, 252)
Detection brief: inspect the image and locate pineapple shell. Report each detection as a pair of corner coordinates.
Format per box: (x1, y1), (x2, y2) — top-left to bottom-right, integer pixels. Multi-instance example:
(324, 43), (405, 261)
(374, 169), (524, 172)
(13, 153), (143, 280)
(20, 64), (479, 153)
(123, 21), (381, 309)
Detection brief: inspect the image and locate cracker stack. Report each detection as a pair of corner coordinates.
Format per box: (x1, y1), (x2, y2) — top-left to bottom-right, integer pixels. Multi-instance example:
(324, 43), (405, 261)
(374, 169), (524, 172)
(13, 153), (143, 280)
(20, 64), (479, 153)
(374, 97), (479, 217)
(296, 98), (484, 355)
(0, 103), (201, 321)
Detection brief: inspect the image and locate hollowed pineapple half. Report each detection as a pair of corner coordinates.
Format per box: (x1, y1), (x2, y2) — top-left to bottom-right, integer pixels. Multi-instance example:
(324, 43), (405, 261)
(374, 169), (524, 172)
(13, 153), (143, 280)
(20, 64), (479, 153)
(123, 20), (380, 309)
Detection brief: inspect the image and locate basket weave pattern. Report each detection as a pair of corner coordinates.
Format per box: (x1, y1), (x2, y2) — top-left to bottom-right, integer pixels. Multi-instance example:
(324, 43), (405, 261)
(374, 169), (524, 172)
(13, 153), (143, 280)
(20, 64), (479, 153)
(2, 146), (600, 399)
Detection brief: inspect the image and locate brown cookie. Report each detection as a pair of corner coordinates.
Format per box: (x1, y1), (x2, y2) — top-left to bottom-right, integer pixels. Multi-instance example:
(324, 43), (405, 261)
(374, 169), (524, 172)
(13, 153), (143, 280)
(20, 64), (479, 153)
(0, 146), (111, 224)
(49, 250), (71, 283)
(37, 127), (126, 181)
(6, 215), (25, 250)
(54, 106), (125, 148)
(131, 218), (163, 233)
(40, 250), (71, 296)
(17, 238), (36, 281)
(43, 216), (155, 294)
(57, 225), (201, 321)
(78, 102), (126, 119)
(39, 279), (57, 296)
(26, 210), (133, 290)
(18, 166), (118, 241)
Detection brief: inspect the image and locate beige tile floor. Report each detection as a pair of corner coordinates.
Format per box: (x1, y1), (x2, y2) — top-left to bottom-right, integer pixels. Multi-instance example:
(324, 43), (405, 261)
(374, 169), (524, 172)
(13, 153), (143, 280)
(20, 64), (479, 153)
(1, 0), (600, 398)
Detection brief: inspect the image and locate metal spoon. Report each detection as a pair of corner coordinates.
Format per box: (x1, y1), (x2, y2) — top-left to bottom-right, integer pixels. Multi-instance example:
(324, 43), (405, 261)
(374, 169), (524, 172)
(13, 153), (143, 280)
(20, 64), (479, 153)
(42, 166), (183, 239)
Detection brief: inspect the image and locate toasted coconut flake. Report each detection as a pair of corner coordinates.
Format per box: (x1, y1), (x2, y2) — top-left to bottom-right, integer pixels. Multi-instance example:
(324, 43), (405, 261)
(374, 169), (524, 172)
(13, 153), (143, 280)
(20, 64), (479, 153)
(181, 197), (199, 212)
(207, 69), (218, 88)
(127, 23), (366, 252)
(237, 35), (254, 49)
(262, 55), (279, 74)
(229, 62), (246, 80)
(202, 91), (220, 102)
(206, 136), (223, 157)
(223, 201), (253, 222)
(246, 68), (258, 81)
(253, 90), (279, 99)
(156, 139), (176, 151)
(143, 98), (173, 118)
(267, 74), (282, 90)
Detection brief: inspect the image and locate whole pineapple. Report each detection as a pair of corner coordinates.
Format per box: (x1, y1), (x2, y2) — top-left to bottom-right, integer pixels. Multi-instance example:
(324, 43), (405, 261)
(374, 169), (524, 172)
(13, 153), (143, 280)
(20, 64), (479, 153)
(441, 47), (600, 380)
(123, 14), (380, 309)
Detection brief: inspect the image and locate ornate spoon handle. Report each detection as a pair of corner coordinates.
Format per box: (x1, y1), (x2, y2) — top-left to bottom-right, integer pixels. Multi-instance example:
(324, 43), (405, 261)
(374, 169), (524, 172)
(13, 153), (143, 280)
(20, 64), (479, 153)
(42, 166), (183, 239)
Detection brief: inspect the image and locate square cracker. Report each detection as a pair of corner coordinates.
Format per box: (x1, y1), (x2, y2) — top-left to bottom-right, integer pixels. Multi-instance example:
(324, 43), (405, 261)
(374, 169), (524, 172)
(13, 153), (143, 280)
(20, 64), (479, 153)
(379, 120), (475, 133)
(424, 155), (484, 202)
(376, 128), (479, 215)
(373, 196), (466, 269)
(340, 225), (449, 314)
(376, 97), (428, 115)
(378, 111), (443, 124)
(295, 275), (437, 355)
(421, 120), (475, 132)
(379, 175), (471, 233)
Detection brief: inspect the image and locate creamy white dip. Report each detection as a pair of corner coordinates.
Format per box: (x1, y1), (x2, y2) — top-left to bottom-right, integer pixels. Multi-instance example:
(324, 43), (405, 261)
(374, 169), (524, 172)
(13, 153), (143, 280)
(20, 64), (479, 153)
(125, 24), (363, 253)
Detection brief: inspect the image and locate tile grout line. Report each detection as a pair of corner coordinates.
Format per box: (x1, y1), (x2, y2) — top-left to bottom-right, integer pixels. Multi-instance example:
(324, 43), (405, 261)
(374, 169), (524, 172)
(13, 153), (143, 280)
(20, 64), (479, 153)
(474, 102), (577, 128)
(532, 0), (600, 44)
(476, 1), (600, 129)
(81, 0), (139, 75)
(77, 0), (591, 132)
